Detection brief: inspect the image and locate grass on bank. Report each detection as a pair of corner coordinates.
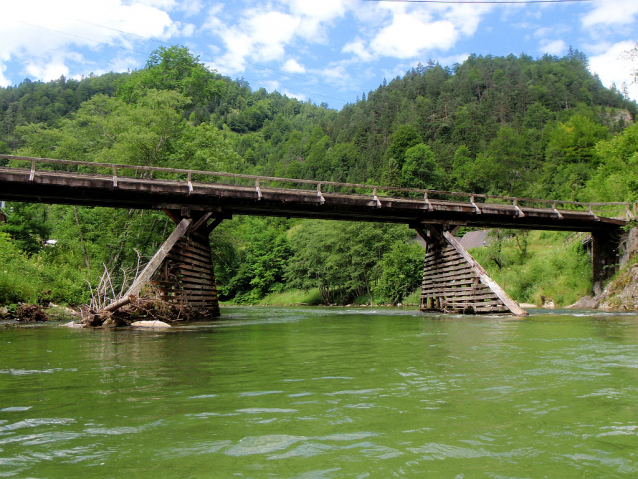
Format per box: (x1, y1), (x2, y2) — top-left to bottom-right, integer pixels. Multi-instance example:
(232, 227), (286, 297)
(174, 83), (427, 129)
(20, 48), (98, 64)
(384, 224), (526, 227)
(251, 288), (325, 306)
(0, 232), (90, 307)
(224, 287), (422, 307)
(469, 230), (592, 307)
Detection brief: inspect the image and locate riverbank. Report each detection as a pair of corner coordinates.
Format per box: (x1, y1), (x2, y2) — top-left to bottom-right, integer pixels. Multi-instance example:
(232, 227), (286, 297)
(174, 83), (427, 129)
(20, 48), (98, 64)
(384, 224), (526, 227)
(225, 288), (422, 308)
(569, 258), (638, 311)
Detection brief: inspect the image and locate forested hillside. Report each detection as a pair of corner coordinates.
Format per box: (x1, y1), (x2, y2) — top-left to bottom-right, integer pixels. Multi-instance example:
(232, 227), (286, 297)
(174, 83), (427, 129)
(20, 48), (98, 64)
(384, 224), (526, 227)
(1, 46), (637, 309)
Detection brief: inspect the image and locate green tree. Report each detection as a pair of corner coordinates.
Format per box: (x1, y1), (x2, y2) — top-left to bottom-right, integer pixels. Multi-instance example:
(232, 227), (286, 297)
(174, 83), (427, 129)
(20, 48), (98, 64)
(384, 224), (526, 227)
(117, 45), (224, 106)
(0, 203), (51, 255)
(373, 241), (424, 304)
(400, 143), (445, 189)
(541, 115), (609, 198)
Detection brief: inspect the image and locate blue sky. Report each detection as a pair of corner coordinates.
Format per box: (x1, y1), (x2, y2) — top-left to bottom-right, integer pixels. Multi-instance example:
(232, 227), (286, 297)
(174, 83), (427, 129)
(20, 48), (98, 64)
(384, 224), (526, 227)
(1, 0), (637, 109)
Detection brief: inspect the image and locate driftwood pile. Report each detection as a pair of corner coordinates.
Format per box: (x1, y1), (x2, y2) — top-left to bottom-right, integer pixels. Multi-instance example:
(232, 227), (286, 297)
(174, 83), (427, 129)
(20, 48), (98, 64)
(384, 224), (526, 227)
(79, 218), (212, 328)
(80, 294), (199, 327)
(79, 266), (199, 327)
(16, 304), (49, 322)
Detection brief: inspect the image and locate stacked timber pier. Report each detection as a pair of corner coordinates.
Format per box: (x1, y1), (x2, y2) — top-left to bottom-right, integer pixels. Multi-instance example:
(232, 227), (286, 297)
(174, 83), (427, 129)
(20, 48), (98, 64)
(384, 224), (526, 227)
(415, 226), (527, 316)
(0, 154), (634, 318)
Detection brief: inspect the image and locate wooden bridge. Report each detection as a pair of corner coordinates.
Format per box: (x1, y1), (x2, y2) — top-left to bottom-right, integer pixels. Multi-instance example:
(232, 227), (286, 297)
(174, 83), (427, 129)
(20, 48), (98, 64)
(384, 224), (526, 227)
(1, 155), (634, 317)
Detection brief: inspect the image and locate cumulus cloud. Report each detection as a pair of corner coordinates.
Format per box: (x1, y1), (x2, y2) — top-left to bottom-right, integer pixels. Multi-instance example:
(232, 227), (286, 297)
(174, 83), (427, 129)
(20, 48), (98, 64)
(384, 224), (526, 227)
(203, 0), (351, 76)
(202, 1), (493, 89)
(282, 59), (305, 74)
(282, 0), (347, 41)
(204, 8), (301, 74)
(437, 53), (471, 67)
(359, 3), (492, 60)
(582, 0), (638, 27)
(0, 64), (10, 88)
(342, 40), (375, 62)
(370, 14), (458, 58)
(540, 39), (567, 56)
(0, 0), (179, 85)
(589, 41), (638, 101)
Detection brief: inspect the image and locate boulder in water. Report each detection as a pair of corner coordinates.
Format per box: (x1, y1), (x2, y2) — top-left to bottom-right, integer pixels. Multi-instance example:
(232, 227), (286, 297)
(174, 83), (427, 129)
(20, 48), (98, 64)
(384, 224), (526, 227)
(130, 320), (171, 329)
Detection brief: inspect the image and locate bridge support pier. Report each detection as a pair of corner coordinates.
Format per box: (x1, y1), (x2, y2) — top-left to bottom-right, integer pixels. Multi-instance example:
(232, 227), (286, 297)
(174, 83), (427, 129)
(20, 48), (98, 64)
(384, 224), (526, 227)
(413, 224), (527, 316)
(152, 210), (222, 317)
(592, 229), (622, 296)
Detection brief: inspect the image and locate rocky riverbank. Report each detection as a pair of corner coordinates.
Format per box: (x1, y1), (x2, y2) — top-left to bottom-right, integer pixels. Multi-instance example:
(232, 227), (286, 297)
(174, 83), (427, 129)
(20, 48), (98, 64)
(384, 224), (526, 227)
(568, 261), (638, 311)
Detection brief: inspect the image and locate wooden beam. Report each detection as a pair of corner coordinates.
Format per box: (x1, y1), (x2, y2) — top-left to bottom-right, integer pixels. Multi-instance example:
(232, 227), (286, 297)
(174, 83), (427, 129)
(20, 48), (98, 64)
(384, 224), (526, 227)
(191, 212), (214, 233)
(205, 217), (225, 235)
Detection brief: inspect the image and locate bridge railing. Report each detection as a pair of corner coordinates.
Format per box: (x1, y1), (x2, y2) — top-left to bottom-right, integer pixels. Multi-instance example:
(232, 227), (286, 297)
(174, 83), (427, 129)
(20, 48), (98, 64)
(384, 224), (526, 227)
(1, 154), (636, 221)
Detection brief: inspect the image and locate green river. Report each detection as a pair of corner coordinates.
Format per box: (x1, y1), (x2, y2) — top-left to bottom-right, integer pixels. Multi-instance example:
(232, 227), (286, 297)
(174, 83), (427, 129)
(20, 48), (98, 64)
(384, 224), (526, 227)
(1, 307), (637, 478)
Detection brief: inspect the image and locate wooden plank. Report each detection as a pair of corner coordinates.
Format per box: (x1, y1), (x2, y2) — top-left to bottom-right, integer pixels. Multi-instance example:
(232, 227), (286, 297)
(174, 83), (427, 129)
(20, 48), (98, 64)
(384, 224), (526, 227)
(422, 277), (479, 287)
(191, 212), (215, 233)
(167, 249), (211, 265)
(438, 293), (501, 302)
(422, 262), (473, 276)
(168, 247), (211, 263)
(423, 263), (474, 276)
(425, 289), (497, 298)
(424, 248), (457, 262)
(159, 292), (216, 300)
(442, 299), (504, 307)
(422, 269), (478, 282)
(175, 266), (214, 277)
(423, 257), (466, 269)
(175, 267), (214, 278)
(423, 257), (461, 269)
(180, 238), (212, 256)
(421, 285), (488, 293)
(157, 281), (214, 291)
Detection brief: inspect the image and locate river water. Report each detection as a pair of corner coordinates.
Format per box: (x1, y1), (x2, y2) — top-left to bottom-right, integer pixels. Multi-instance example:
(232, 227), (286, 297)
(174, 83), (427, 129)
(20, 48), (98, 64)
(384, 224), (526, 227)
(1, 307), (637, 478)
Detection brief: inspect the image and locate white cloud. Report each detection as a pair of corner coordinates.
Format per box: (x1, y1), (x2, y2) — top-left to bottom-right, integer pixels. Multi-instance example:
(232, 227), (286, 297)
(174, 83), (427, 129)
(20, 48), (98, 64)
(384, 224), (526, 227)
(181, 23), (196, 37)
(589, 41), (638, 101)
(204, 8), (301, 74)
(438, 53), (471, 67)
(0, 64), (10, 88)
(342, 40), (375, 62)
(370, 13), (458, 58)
(445, 3), (493, 37)
(540, 39), (567, 56)
(534, 27), (554, 39)
(321, 64), (348, 82)
(359, 4), (492, 60)
(178, 0), (204, 17)
(25, 60), (70, 82)
(260, 79), (306, 101)
(203, 1), (351, 75)
(282, 59), (305, 73)
(582, 0), (638, 27)
(283, 0), (347, 41)
(0, 0), (178, 84)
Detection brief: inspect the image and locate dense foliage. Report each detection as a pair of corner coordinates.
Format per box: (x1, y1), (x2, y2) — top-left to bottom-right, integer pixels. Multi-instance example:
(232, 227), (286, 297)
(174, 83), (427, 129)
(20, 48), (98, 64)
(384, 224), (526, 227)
(1, 45), (637, 308)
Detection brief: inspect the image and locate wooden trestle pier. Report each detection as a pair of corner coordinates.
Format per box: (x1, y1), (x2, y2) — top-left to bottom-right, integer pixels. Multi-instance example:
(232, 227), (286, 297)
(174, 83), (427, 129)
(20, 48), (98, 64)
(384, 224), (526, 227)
(1, 155), (634, 317)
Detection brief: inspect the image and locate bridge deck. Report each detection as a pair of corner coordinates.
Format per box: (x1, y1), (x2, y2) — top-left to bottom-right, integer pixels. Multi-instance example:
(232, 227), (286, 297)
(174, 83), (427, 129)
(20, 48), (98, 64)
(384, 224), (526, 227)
(0, 155), (633, 232)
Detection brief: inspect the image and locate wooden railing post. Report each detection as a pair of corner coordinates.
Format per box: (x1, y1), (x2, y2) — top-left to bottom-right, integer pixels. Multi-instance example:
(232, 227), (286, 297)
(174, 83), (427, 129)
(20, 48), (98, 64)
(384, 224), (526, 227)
(28, 160), (36, 181)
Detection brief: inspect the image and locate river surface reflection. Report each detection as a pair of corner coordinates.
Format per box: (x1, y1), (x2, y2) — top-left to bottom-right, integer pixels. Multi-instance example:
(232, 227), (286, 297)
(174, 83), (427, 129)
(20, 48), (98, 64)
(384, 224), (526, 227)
(1, 307), (637, 478)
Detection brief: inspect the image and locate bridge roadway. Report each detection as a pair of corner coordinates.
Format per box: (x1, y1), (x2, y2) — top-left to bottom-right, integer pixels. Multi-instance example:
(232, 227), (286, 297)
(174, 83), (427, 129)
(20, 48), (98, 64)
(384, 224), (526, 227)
(0, 155), (632, 232)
